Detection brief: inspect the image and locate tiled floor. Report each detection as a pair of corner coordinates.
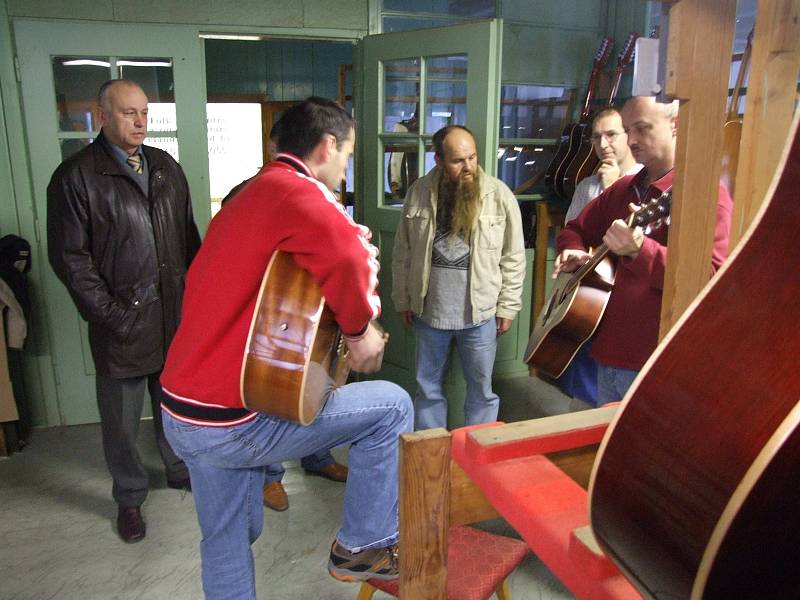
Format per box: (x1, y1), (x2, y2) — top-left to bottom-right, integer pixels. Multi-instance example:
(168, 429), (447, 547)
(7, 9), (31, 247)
(0, 375), (583, 599)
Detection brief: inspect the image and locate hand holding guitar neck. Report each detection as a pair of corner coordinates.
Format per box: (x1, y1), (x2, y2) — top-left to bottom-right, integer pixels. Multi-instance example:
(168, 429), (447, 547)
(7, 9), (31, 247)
(345, 322), (388, 374)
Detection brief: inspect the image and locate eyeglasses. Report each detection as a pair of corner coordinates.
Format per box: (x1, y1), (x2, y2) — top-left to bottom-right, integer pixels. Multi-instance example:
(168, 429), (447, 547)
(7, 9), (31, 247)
(590, 131), (623, 143)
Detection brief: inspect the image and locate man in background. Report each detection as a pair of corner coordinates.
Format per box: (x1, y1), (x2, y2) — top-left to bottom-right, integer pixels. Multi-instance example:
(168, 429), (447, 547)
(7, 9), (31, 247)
(47, 79), (200, 543)
(558, 105), (642, 409)
(392, 125), (525, 430)
(554, 96), (732, 404)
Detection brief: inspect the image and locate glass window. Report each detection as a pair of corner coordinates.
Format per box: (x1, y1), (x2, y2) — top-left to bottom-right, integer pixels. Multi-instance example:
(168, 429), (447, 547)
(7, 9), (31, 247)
(424, 54), (467, 134)
(383, 0), (494, 17)
(496, 84), (575, 193)
(384, 141), (419, 205)
(384, 58), (420, 133)
(52, 56), (110, 136)
(117, 57), (175, 103)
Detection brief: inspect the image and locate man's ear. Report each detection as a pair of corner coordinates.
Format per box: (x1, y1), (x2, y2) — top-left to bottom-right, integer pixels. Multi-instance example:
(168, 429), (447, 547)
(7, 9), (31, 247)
(433, 154), (442, 168)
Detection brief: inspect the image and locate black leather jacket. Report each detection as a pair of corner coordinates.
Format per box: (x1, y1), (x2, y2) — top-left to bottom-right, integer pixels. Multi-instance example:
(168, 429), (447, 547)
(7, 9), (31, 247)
(47, 131), (201, 378)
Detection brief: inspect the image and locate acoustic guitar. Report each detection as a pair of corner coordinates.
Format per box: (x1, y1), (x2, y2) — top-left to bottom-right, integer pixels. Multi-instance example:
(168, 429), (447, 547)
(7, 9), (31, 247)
(560, 32), (639, 201)
(240, 251), (350, 425)
(524, 191), (671, 378)
(589, 113), (800, 599)
(720, 27), (753, 198)
(544, 37), (613, 200)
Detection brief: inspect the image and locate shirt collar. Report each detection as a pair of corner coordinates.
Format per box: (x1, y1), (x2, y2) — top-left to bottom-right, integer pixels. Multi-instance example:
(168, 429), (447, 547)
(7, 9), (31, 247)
(274, 152), (313, 177)
(630, 167), (674, 200)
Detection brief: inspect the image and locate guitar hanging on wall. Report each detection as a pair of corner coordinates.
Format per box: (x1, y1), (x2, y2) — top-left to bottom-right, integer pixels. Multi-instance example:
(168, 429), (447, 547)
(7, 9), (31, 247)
(560, 32), (639, 201)
(524, 190), (671, 378)
(544, 37), (613, 201)
(720, 27), (754, 198)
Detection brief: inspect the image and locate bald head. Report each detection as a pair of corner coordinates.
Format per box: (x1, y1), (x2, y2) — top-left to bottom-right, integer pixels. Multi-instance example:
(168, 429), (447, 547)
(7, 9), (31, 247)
(433, 125), (478, 184)
(621, 96), (679, 178)
(97, 80), (149, 154)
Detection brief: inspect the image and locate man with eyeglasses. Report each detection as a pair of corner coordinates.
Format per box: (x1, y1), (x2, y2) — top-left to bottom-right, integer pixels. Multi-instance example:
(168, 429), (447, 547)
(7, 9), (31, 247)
(554, 96), (733, 404)
(565, 106), (642, 223)
(557, 107), (642, 409)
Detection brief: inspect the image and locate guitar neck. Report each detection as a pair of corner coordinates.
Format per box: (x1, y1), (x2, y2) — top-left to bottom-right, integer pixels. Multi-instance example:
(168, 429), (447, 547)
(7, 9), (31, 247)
(608, 66), (624, 104)
(580, 67), (602, 121)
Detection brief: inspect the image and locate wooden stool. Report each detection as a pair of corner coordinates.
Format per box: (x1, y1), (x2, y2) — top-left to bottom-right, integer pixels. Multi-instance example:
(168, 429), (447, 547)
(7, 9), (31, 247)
(356, 525), (528, 600)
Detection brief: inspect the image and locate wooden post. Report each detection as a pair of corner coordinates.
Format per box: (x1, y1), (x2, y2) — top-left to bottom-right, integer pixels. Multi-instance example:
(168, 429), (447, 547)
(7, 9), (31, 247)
(729, 0), (800, 249)
(399, 429), (450, 600)
(658, 0), (737, 338)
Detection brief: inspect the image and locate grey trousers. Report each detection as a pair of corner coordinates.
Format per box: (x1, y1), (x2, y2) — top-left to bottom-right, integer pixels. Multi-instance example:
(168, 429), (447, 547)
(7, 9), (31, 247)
(96, 372), (188, 507)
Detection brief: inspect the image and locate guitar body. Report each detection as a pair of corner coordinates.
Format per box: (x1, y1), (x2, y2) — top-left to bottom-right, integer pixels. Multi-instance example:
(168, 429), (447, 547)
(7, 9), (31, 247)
(524, 257), (614, 378)
(589, 114), (800, 599)
(544, 125), (573, 193)
(553, 121), (589, 200)
(240, 251), (349, 425)
(561, 133), (600, 200)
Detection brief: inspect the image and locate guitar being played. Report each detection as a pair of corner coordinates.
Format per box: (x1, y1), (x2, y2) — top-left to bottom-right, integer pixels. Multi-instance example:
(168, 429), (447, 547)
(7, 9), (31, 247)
(538, 96), (733, 405)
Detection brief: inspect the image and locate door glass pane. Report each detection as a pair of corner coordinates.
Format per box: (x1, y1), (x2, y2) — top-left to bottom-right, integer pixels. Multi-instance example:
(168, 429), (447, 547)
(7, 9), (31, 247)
(384, 58), (420, 133)
(384, 141), (419, 205)
(496, 144), (551, 193)
(117, 57), (175, 102)
(424, 54), (467, 133)
(52, 56), (110, 134)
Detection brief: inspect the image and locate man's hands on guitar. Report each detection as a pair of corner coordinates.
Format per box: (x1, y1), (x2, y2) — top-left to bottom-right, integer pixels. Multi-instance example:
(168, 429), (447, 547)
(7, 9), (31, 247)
(604, 203), (644, 259)
(345, 322), (389, 374)
(553, 249), (592, 277)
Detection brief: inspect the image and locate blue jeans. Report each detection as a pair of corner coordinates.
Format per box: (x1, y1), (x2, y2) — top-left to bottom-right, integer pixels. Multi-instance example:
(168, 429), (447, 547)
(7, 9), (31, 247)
(162, 380), (412, 600)
(264, 450), (336, 483)
(413, 318), (499, 430)
(597, 364), (639, 404)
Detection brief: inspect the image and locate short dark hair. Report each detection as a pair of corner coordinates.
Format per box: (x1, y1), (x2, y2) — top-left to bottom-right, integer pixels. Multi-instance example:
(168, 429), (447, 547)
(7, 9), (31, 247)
(591, 105), (622, 127)
(275, 97), (354, 158)
(432, 125), (474, 159)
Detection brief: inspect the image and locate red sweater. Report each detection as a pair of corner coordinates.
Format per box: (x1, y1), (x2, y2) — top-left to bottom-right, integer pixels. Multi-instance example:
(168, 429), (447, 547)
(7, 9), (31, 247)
(557, 169), (732, 370)
(160, 155), (380, 422)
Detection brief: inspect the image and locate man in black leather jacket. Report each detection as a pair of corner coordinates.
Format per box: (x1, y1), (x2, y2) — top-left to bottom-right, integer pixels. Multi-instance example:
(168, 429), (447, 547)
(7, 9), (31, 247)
(47, 79), (201, 543)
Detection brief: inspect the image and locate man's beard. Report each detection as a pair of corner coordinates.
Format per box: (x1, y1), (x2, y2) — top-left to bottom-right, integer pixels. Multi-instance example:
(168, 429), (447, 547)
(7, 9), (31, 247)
(438, 169), (481, 241)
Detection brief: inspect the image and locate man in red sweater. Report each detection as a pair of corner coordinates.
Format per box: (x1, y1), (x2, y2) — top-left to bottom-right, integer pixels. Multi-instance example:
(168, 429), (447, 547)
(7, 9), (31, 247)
(555, 96), (732, 404)
(159, 98), (413, 598)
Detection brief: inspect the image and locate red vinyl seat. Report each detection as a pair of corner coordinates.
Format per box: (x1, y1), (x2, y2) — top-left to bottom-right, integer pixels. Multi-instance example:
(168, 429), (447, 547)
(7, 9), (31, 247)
(356, 525), (529, 600)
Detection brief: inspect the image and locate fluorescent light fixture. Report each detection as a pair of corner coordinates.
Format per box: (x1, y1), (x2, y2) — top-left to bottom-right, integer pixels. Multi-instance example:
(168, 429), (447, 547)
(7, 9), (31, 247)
(533, 147), (544, 152)
(432, 111), (452, 118)
(524, 160), (536, 165)
(497, 148), (506, 159)
(505, 155), (518, 162)
(513, 146), (523, 152)
(117, 60), (172, 67)
(62, 59), (111, 67)
(200, 34), (263, 41)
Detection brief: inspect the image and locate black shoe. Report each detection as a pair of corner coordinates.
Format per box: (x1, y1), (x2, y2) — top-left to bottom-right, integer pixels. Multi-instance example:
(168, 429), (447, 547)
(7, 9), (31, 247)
(167, 477), (191, 492)
(117, 506), (146, 543)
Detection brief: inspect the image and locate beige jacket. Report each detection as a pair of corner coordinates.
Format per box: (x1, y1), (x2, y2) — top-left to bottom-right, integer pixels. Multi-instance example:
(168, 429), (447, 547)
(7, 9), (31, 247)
(391, 167), (525, 325)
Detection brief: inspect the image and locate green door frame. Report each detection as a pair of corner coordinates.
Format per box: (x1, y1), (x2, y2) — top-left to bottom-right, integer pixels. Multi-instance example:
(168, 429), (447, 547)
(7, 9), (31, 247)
(357, 19), (532, 427)
(14, 19), (210, 425)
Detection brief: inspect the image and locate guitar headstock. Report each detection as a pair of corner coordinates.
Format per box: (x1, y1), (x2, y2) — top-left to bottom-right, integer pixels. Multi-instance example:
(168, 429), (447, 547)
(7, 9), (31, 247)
(617, 32), (639, 69)
(630, 190), (672, 229)
(594, 37), (614, 70)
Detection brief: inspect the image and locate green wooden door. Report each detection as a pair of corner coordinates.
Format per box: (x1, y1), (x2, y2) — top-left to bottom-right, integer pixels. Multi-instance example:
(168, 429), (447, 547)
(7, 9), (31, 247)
(357, 20), (532, 425)
(14, 20), (210, 425)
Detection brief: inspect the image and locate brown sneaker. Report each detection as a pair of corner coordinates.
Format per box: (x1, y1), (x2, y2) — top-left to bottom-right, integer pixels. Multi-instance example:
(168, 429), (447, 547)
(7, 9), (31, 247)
(263, 480), (289, 511)
(305, 462), (348, 482)
(328, 540), (399, 582)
